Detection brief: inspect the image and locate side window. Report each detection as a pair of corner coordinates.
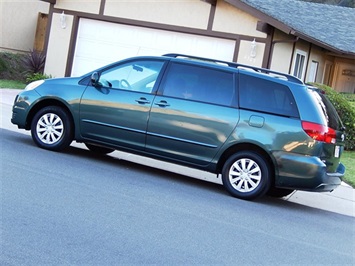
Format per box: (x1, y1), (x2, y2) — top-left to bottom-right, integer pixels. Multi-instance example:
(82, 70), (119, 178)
(160, 62), (235, 107)
(239, 74), (299, 117)
(98, 60), (165, 93)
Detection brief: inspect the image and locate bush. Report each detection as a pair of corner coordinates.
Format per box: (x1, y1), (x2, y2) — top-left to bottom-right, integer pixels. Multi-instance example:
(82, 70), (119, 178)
(0, 52), (27, 82)
(313, 83), (355, 150)
(22, 49), (46, 75)
(26, 72), (52, 83)
(0, 50), (52, 83)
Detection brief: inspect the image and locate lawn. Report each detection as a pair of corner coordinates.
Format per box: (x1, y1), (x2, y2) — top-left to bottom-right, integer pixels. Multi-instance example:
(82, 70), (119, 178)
(0, 79), (26, 89)
(342, 151), (355, 187)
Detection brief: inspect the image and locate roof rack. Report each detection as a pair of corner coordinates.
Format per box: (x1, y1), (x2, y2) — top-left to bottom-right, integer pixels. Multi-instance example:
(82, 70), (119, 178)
(163, 53), (303, 85)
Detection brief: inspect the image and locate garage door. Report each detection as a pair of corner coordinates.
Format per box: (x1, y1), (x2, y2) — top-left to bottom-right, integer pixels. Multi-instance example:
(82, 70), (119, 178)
(71, 18), (236, 76)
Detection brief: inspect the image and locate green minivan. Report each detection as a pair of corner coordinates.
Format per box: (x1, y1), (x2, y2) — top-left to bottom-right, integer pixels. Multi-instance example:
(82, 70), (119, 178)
(11, 54), (346, 200)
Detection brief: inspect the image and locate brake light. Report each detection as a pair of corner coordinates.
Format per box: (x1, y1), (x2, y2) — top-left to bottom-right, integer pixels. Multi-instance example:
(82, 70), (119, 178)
(302, 121), (337, 144)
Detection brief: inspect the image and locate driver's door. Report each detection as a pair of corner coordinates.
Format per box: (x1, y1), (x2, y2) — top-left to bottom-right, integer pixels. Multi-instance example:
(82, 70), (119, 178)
(79, 59), (166, 151)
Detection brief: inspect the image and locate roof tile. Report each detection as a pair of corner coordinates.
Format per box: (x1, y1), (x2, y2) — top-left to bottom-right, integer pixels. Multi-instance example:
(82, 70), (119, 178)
(240, 0), (355, 54)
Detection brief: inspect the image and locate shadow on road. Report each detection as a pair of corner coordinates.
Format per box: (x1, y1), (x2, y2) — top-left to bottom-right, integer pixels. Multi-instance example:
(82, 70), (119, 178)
(4, 128), (350, 218)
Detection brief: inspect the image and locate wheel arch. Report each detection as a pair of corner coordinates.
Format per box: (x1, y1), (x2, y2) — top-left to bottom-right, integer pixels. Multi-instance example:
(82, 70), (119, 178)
(25, 99), (75, 132)
(217, 142), (276, 182)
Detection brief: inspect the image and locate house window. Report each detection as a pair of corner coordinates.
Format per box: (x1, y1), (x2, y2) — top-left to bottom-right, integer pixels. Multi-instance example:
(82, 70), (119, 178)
(293, 50), (307, 80)
(307, 61), (319, 83)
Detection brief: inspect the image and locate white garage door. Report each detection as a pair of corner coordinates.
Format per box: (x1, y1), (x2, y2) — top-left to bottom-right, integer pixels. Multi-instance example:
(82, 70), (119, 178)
(71, 18), (236, 76)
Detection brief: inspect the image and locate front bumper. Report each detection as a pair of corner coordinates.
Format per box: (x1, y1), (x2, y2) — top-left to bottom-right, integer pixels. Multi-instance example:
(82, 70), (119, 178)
(11, 90), (40, 129)
(273, 151), (345, 192)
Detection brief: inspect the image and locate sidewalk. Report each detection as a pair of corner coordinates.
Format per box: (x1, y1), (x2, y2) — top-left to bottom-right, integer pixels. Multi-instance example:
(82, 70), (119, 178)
(1, 88), (355, 217)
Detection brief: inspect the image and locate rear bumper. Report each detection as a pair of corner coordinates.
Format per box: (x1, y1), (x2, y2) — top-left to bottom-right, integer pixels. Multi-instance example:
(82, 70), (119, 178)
(273, 151), (345, 192)
(312, 162), (345, 191)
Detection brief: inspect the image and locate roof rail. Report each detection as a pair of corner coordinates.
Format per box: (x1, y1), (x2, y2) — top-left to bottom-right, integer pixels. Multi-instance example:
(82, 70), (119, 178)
(163, 53), (303, 85)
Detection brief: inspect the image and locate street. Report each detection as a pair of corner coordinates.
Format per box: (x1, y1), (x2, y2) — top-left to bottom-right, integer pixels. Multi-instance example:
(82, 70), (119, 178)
(1, 91), (355, 265)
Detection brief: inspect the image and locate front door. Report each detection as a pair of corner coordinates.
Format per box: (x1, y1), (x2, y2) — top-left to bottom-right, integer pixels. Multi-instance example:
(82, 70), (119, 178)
(79, 59), (166, 151)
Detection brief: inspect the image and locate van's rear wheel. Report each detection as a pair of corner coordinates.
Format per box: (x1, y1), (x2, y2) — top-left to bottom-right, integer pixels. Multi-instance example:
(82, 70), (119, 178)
(222, 151), (271, 200)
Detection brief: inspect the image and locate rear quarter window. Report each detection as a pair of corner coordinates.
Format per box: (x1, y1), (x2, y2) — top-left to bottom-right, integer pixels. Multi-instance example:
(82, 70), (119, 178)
(308, 88), (343, 130)
(239, 73), (299, 118)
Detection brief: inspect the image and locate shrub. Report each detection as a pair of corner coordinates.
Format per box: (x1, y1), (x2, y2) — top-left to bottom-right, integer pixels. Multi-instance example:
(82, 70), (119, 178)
(25, 72), (52, 83)
(22, 49), (46, 75)
(313, 83), (355, 150)
(0, 52), (27, 82)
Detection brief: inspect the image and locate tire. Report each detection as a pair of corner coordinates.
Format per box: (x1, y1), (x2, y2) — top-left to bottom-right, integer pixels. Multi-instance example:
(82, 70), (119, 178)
(85, 143), (114, 155)
(267, 187), (294, 198)
(222, 151), (271, 200)
(31, 106), (73, 151)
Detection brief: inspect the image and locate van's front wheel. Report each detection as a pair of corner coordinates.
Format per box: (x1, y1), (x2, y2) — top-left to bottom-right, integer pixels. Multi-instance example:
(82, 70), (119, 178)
(222, 151), (271, 200)
(31, 106), (73, 151)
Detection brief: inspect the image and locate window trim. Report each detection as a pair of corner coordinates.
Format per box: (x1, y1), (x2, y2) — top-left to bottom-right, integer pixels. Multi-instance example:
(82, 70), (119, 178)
(292, 49), (307, 80)
(307, 60), (319, 83)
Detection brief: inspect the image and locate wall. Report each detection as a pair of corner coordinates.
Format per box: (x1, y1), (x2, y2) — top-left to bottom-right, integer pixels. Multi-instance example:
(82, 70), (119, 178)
(268, 30), (294, 73)
(54, 0), (100, 14)
(237, 40), (265, 67)
(213, 1), (265, 38)
(104, 0), (210, 29)
(44, 13), (73, 77)
(0, 0), (49, 52)
(333, 58), (355, 93)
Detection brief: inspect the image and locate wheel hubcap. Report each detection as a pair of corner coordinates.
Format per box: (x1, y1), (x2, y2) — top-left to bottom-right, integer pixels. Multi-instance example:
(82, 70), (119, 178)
(229, 158), (261, 193)
(36, 113), (64, 144)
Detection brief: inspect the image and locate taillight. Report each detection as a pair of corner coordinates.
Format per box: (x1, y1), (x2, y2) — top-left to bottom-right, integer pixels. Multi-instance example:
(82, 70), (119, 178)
(302, 121), (337, 144)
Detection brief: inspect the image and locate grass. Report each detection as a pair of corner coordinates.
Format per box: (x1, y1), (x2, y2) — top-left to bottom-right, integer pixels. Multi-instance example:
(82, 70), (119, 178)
(1, 78), (354, 188)
(0, 79), (26, 89)
(342, 151), (355, 187)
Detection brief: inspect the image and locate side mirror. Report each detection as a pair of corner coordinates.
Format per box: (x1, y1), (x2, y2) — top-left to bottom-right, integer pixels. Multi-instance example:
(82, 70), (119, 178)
(91, 72), (100, 86)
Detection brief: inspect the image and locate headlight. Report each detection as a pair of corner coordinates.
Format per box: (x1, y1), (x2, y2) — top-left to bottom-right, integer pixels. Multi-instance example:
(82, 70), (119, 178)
(25, 80), (45, 91)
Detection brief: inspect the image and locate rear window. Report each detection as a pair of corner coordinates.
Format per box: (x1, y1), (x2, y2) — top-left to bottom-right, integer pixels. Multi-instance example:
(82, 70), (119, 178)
(239, 74), (299, 117)
(308, 88), (343, 130)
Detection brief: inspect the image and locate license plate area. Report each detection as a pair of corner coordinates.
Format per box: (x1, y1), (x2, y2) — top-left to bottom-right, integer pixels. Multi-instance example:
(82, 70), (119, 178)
(334, 145), (340, 158)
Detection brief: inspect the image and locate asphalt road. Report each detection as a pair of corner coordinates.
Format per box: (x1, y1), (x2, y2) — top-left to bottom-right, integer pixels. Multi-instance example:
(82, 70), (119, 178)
(1, 91), (355, 265)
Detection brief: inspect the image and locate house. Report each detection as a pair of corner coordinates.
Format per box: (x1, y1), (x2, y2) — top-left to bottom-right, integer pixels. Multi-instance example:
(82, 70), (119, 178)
(0, 0), (50, 52)
(2, 0), (354, 93)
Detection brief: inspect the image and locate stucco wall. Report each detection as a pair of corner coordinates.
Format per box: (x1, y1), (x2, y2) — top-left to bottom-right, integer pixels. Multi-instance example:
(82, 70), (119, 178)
(54, 0), (100, 14)
(306, 46), (325, 83)
(44, 13), (73, 77)
(268, 31), (294, 73)
(0, 0), (49, 52)
(104, 0), (210, 29)
(237, 40), (265, 67)
(213, 1), (266, 38)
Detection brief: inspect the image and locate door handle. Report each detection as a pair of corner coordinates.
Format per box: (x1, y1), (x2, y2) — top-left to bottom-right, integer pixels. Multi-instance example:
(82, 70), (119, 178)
(154, 100), (170, 107)
(135, 97), (151, 104)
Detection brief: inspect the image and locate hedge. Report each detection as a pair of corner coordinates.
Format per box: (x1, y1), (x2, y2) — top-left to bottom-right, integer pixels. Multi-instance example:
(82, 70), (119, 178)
(313, 83), (355, 150)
